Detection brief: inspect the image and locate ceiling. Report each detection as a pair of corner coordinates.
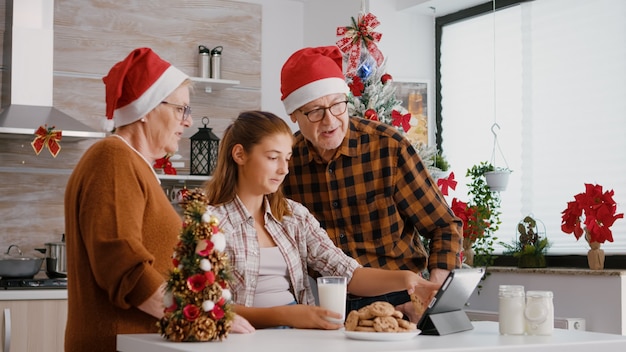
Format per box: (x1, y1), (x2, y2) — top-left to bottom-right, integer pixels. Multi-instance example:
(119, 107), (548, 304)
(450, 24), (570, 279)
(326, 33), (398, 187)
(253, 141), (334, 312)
(397, 0), (489, 16)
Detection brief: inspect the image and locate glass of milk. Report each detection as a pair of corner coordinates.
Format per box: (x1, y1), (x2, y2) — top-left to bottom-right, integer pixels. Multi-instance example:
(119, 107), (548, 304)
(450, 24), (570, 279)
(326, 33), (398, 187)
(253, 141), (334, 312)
(316, 276), (347, 323)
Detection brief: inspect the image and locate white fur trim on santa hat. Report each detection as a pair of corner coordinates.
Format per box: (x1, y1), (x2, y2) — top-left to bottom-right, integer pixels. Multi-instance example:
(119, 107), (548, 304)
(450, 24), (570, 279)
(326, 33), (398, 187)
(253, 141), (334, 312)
(113, 66), (187, 128)
(282, 77), (349, 115)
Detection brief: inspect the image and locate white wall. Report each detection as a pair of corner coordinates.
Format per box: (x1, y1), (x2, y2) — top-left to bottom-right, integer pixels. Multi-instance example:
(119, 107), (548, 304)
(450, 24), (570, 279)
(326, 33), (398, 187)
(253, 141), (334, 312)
(467, 270), (626, 335)
(237, 0), (437, 131)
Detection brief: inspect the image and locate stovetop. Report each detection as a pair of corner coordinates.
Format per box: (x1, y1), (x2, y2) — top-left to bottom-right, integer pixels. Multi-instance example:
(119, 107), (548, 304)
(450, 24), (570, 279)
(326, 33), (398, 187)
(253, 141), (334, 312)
(0, 277), (67, 290)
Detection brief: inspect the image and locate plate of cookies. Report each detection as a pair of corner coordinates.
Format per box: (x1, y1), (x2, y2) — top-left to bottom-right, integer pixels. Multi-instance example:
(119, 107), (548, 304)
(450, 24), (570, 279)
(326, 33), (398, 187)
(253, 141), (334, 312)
(343, 301), (421, 341)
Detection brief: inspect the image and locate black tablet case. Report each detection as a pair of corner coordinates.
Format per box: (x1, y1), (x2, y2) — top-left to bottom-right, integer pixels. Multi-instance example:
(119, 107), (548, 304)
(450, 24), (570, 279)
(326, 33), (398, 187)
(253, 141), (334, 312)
(417, 267), (485, 335)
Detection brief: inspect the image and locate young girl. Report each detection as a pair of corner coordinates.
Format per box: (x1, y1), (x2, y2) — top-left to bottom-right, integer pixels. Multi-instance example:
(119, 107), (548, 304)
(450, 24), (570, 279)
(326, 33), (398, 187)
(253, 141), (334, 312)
(204, 111), (439, 329)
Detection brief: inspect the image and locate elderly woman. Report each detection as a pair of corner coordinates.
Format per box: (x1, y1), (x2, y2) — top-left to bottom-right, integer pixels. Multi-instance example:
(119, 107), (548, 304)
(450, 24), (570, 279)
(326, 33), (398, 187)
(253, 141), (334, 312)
(64, 48), (253, 352)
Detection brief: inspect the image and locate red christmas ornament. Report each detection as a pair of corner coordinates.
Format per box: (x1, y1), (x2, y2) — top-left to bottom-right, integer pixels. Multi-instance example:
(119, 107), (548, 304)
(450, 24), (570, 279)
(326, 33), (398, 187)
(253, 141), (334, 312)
(381, 73), (393, 84)
(364, 109), (379, 121)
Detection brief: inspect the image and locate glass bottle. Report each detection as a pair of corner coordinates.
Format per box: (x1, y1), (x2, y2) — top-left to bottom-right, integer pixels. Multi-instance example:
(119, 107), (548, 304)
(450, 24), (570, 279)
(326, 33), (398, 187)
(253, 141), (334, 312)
(525, 290), (554, 335)
(499, 285), (526, 335)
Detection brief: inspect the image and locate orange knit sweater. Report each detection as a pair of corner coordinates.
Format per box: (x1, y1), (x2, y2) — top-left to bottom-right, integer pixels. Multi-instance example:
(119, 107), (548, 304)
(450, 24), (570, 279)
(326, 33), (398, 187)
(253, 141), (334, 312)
(64, 136), (180, 351)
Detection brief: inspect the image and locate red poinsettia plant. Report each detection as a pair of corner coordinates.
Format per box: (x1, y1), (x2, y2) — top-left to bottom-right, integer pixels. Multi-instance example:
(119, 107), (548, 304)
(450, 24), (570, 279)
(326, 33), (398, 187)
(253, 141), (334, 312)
(438, 172), (491, 242)
(561, 183), (623, 244)
(153, 154), (177, 175)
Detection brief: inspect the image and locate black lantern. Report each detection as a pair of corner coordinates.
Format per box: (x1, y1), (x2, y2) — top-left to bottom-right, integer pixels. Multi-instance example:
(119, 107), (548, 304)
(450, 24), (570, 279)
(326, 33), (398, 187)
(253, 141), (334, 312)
(190, 116), (219, 175)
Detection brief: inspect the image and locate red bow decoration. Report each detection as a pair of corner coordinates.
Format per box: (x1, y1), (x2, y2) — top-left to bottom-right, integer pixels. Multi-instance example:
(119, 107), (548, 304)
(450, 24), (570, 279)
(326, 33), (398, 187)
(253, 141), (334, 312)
(349, 76), (365, 97)
(391, 110), (411, 133)
(154, 155), (177, 175)
(336, 12), (384, 76)
(437, 172), (458, 196)
(31, 125), (62, 158)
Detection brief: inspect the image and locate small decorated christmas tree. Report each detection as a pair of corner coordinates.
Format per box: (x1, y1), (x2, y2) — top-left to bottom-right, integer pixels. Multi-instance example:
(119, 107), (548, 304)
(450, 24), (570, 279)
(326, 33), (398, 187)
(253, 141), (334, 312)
(158, 189), (234, 342)
(336, 11), (446, 176)
(337, 13), (407, 129)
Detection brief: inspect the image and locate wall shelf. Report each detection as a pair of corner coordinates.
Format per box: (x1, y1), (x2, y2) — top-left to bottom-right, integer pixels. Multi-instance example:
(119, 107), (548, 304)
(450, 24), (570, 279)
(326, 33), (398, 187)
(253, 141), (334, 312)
(190, 77), (240, 93)
(157, 174), (210, 182)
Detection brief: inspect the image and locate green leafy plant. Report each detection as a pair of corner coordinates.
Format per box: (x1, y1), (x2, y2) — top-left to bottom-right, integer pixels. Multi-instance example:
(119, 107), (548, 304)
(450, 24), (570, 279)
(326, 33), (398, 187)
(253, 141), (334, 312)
(501, 215), (551, 268)
(466, 161), (501, 267)
(432, 153), (450, 172)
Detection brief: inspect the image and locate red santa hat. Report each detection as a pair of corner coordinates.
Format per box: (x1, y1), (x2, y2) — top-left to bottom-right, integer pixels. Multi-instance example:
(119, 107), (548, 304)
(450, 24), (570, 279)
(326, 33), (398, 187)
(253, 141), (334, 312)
(280, 46), (349, 115)
(103, 47), (188, 129)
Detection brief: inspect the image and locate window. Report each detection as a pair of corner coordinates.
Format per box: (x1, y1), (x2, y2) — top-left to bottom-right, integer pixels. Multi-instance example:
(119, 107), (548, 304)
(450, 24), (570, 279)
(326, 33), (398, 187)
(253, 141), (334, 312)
(437, 0), (626, 254)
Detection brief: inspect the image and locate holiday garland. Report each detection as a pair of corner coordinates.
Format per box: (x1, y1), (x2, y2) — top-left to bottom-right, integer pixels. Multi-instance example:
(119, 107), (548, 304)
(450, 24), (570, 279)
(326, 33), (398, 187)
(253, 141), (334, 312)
(158, 189), (234, 342)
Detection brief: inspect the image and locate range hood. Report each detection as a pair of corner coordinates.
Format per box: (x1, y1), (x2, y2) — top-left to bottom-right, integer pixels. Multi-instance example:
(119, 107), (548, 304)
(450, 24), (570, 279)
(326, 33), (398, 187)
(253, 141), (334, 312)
(0, 0), (105, 138)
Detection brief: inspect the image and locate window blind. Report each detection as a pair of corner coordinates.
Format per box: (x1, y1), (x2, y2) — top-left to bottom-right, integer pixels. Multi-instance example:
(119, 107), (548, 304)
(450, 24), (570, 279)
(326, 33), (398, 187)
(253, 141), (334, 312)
(439, 0), (626, 254)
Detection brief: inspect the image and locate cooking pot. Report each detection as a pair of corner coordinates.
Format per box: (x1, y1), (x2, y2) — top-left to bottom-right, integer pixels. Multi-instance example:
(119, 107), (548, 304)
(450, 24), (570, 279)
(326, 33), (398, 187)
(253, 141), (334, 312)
(45, 234), (66, 278)
(0, 245), (44, 278)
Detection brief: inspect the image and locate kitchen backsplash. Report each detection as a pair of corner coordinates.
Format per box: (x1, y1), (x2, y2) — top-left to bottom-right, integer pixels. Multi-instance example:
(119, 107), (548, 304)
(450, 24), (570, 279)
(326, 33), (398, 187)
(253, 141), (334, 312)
(0, 136), (98, 252)
(0, 0), (262, 253)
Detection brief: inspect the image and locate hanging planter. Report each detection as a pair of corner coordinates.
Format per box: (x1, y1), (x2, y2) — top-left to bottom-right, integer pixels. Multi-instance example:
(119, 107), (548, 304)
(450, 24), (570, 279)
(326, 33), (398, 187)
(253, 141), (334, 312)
(486, 123), (512, 192)
(485, 169), (511, 192)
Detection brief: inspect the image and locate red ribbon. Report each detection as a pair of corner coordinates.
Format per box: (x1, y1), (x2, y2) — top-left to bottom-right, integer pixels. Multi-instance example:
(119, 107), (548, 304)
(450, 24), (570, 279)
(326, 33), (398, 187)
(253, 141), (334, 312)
(336, 12), (384, 76)
(31, 125), (62, 158)
(391, 110), (411, 133)
(437, 172), (458, 196)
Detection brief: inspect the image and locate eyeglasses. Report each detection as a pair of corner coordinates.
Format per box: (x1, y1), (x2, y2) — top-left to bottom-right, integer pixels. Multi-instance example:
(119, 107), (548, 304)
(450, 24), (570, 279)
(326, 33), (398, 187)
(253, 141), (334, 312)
(161, 101), (192, 121)
(299, 101), (348, 123)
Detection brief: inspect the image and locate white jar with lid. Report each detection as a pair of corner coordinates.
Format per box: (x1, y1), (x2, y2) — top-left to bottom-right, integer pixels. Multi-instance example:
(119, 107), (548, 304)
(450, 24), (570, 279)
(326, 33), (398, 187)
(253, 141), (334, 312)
(525, 290), (554, 335)
(499, 285), (526, 335)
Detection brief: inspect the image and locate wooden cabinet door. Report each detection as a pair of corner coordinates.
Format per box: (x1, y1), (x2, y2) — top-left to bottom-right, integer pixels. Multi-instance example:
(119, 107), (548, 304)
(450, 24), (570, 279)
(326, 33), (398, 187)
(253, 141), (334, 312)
(0, 300), (67, 352)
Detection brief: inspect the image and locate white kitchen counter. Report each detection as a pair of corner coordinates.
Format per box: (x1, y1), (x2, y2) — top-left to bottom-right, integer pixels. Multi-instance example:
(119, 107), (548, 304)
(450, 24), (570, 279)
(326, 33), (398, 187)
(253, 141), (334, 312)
(117, 321), (626, 352)
(0, 289), (67, 300)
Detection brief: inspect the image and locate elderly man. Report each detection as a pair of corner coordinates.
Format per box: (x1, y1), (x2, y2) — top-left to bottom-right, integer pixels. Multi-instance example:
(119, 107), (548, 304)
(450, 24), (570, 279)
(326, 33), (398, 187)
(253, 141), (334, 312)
(280, 46), (463, 321)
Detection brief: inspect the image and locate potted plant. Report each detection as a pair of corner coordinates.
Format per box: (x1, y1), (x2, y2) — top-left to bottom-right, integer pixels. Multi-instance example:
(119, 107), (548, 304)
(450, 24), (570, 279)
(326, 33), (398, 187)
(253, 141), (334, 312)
(500, 215), (551, 268)
(484, 167), (511, 192)
(413, 143), (450, 180)
(464, 161), (503, 267)
(561, 183), (623, 269)
(475, 161), (512, 192)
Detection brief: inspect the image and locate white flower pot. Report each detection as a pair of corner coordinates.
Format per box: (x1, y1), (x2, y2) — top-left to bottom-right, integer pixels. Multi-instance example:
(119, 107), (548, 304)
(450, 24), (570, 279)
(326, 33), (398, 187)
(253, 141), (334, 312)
(485, 170), (511, 192)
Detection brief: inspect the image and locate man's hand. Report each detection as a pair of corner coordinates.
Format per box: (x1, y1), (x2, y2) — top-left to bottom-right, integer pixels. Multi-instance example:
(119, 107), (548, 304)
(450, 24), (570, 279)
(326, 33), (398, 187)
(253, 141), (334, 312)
(429, 268), (450, 286)
(396, 279), (439, 323)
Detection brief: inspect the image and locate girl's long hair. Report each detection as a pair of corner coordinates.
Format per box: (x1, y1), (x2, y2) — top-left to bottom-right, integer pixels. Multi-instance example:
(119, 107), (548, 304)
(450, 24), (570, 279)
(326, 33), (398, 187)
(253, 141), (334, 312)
(205, 110), (293, 220)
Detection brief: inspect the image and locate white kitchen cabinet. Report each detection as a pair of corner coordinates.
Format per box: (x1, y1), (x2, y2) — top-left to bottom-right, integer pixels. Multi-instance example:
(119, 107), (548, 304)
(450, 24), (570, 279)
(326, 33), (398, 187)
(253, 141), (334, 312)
(1, 299), (67, 352)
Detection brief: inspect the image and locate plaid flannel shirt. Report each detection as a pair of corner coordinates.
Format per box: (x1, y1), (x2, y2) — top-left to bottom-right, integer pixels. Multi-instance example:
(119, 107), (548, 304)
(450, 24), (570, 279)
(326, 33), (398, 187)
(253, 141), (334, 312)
(207, 196), (361, 307)
(283, 117), (462, 272)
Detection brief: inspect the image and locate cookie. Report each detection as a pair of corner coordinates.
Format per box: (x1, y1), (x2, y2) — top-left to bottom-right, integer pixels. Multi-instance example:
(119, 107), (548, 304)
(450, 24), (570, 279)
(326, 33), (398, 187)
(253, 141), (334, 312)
(355, 326), (376, 332)
(369, 301), (395, 317)
(373, 316), (399, 332)
(410, 293), (428, 320)
(357, 306), (375, 320)
(358, 319), (374, 327)
(344, 310), (360, 331)
(396, 317), (412, 330)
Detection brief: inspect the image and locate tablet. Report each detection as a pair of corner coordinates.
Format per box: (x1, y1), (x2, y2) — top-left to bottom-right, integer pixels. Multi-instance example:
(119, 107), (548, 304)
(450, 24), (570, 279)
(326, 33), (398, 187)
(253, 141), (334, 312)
(417, 267), (485, 335)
